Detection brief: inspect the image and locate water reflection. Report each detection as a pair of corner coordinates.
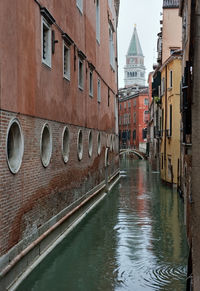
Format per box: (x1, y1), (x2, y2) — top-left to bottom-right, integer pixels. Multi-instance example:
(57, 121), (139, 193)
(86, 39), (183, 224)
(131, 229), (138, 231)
(18, 157), (188, 291)
(115, 158), (188, 290)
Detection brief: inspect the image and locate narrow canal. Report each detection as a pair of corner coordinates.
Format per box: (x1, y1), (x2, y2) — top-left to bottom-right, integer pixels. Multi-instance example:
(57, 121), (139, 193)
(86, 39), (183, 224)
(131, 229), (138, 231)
(17, 157), (188, 291)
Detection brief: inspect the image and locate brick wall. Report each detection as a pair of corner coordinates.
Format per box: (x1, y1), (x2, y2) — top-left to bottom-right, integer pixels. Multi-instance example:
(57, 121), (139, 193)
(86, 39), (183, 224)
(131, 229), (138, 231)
(0, 110), (119, 255)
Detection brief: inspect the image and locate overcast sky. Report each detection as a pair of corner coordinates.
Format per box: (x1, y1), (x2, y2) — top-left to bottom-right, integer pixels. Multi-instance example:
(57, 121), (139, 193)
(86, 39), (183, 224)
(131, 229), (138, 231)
(117, 0), (163, 88)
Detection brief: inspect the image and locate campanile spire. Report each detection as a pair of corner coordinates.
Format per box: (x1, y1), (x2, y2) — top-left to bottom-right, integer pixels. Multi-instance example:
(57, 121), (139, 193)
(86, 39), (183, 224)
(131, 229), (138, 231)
(124, 26), (146, 87)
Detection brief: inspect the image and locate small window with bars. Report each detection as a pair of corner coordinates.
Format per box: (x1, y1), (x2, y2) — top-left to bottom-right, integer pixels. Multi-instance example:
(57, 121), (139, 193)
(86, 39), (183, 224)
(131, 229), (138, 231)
(42, 18), (51, 67)
(97, 79), (101, 102)
(78, 59), (84, 90)
(89, 71), (93, 97)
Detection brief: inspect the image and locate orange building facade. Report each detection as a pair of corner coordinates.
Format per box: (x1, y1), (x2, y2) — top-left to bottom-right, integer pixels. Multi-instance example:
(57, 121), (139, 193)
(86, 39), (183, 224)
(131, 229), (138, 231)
(118, 88), (149, 152)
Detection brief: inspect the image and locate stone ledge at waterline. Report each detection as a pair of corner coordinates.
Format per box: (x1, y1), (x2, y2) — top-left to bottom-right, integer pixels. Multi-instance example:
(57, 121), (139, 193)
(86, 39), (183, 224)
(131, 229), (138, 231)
(0, 170), (120, 290)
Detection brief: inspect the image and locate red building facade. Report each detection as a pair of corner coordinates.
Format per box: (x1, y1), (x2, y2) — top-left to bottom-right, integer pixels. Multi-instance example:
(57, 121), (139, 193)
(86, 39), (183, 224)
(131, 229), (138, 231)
(119, 88), (149, 152)
(0, 0), (120, 288)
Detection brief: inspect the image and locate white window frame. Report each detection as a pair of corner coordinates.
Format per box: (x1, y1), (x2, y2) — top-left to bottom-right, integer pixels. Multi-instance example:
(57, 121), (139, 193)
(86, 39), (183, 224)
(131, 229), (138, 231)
(78, 58), (84, 90)
(89, 70), (93, 97)
(97, 78), (101, 103)
(41, 17), (52, 67)
(109, 24), (115, 70)
(63, 42), (70, 80)
(96, 0), (100, 44)
(76, 0), (83, 13)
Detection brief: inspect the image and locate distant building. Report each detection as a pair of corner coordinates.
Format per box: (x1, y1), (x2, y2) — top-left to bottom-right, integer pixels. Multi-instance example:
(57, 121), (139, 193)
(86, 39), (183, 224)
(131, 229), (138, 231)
(119, 87), (149, 152)
(124, 25), (146, 87)
(119, 25), (149, 153)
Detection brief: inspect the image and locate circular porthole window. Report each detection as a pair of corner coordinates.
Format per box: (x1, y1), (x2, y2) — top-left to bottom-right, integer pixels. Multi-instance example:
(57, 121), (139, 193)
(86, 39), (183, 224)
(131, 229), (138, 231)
(40, 123), (52, 167)
(62, 126), (70, 163)
(77, 129), (83, 161)
(88, 131), (93, 158)
(97, 132), (101, 155)
(6, 118), (24, 174)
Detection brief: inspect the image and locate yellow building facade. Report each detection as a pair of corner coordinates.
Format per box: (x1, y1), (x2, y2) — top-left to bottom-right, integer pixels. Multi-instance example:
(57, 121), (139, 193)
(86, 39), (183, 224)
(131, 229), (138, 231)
(160, 53), (182, 184)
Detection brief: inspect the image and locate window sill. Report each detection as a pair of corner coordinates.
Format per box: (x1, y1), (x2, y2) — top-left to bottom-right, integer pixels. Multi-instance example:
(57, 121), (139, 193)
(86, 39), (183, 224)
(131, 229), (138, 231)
(77, 5), (83, 15)
(63, 75), (70, 82)
(78, 86), (84, 91)
(89, 93), (93, 98)
(96, 39), (100, 46)
(42, 60), (52, 70)
(110, 64), (115, 72)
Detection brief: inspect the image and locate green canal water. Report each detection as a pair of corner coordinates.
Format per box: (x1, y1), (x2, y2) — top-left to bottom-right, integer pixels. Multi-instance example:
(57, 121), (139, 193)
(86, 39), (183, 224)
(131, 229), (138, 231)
(17, 158), (188, 291)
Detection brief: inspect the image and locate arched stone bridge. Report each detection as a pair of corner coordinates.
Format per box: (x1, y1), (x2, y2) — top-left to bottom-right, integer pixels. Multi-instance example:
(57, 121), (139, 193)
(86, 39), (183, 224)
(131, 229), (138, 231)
(119, 149), (146, 160)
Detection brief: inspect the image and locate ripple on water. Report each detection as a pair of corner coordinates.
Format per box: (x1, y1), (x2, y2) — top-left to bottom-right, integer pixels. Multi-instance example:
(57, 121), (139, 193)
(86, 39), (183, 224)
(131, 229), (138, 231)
(142, 264), (187, 290)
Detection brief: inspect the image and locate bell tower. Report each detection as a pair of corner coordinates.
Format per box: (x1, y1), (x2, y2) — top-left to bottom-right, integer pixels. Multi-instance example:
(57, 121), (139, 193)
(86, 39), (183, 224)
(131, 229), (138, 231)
(124, 25), (146, 87)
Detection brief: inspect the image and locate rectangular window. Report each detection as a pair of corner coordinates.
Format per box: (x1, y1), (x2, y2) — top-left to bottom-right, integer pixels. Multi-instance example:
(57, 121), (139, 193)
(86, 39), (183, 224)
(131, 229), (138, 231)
(119, 104), (121, 110)
(97, 79), (101, 102)
(89, 71), (93, 97)
(161, 77), (165, 95)
(168, 157), (172, 181)
(169, 70), (173, 88)
(142, 128), (147, 139)
(63, 43), (70, 80)
(78, 59), (84, 90)
(169, 104), (172, 136)
(76, 0), (83, 13)
(128, 101), (131, 108)
(133, 99), (136, 107)
(42, 18), (51, 67)
(108, 88), (110, 107)
(96, 0), (100, 43)
(144, 110), (149, 122)
(133, 130), (136, 140)
(109, 24), (115, 69)
(124, 102), (126, 109)
(133, 112), (136, 124)
(144, 98), (149, 105)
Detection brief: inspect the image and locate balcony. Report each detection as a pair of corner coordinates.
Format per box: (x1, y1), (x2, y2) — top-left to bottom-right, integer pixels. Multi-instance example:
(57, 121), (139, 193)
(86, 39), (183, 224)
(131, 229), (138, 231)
(163, 0), (179, 8)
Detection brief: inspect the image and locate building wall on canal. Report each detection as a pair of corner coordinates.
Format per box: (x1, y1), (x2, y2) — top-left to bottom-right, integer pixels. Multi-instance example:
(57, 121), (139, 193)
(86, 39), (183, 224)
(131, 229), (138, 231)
(147, 71), (161, 171)
(0, 0), (120, 284)
(162, 1), (182, 63)
(160, 55), (182, 185)
(179, 0), (200, 289)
